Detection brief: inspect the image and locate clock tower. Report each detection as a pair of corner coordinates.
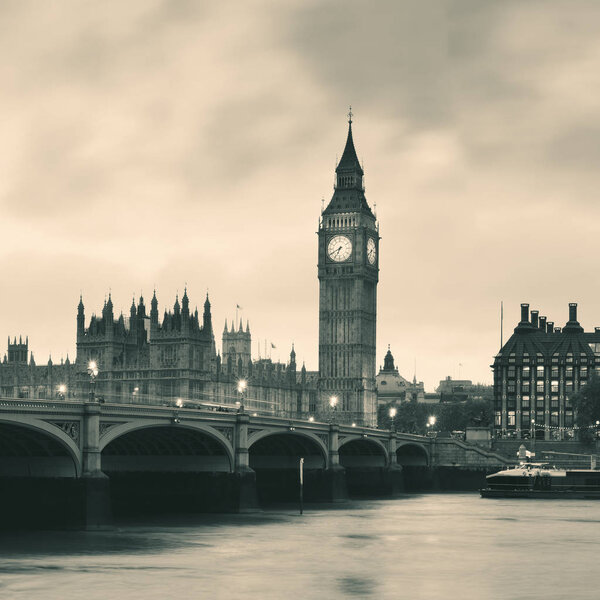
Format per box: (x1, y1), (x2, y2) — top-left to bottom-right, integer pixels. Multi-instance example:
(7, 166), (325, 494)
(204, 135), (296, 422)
(318, 113), (379, 427)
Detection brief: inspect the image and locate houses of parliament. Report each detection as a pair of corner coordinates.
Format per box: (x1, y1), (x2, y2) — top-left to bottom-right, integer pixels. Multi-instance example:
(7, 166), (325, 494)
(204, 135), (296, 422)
(0, 117), (380, 426)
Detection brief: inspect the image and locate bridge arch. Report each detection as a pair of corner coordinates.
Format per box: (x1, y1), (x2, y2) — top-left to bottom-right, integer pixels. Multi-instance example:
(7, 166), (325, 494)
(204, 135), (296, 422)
(0, 416), (82, 477)
(99, 419), (234, 471)
(338, 435), (389, 466)
(248, 429), (329, 468)
(248, 429), (328, 503)
(396, 442), (429, 466)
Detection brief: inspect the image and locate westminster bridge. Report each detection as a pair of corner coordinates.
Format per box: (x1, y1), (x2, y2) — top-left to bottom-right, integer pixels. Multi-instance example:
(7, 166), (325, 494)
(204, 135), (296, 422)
(0, 399), (511, 528)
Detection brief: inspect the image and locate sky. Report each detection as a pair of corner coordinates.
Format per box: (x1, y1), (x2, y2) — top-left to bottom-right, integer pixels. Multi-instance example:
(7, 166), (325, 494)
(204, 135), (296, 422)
(2, 0), (600, 391)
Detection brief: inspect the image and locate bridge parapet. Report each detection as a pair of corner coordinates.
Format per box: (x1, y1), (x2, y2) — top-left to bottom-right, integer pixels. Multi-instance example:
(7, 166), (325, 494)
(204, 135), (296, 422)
(432, 437), (513, 468)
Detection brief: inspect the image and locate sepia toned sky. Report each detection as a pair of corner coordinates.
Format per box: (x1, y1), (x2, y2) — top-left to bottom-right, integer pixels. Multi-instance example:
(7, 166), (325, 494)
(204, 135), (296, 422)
(2, 0), (600, 390)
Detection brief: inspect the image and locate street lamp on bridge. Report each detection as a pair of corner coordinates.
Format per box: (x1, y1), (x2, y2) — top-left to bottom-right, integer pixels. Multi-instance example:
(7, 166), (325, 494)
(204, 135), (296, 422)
(426, 415), (436, 436)
(57, 384), (67, 401)
(237, 379), (247, 413)
(87, 361), (99, 402)
(389, 407), (397, 432)
(329, 395), (338, 423)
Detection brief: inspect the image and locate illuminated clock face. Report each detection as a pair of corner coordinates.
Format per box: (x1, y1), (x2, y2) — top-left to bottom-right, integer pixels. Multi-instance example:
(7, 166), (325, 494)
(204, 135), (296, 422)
(367, 238), (377, 265)
(327, 235), (352, 262)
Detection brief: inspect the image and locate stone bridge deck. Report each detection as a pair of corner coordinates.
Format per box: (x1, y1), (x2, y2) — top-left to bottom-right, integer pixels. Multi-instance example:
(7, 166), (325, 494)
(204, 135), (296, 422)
(0, 399), (509, 528)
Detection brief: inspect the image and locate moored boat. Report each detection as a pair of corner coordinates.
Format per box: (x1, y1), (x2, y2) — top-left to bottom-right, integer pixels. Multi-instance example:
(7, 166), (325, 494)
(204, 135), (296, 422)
(480, 463), (600, 498)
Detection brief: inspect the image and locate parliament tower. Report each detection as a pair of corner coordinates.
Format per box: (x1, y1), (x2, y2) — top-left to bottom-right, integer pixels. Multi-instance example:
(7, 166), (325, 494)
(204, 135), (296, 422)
(318, 114), (379, 426)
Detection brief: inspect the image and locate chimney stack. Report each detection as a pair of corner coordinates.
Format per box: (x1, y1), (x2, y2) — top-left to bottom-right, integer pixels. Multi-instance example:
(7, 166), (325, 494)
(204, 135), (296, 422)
(520, 303), (530, 323)
(564, 302), (584, 333)
(539, 316), (547, 331)
(531, 310), (539, 328)
(569, 303), (578, 323)
(547, 321), (554, 333)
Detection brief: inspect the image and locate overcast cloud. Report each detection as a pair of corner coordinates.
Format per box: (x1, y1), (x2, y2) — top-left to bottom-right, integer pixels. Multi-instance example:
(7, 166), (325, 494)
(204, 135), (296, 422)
(2, 0), (600, 389)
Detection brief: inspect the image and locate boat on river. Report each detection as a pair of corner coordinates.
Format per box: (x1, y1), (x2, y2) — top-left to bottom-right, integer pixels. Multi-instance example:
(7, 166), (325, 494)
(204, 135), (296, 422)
(480, 463), (600, 498)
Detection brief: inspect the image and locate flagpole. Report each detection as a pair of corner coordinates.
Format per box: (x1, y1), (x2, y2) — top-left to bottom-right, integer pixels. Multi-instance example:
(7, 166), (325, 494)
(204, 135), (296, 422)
(500, 300), (504, 350)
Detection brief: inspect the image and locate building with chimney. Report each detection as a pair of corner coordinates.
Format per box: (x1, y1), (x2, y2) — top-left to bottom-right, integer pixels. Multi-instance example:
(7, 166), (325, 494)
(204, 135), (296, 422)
(493, 302), (600, 440)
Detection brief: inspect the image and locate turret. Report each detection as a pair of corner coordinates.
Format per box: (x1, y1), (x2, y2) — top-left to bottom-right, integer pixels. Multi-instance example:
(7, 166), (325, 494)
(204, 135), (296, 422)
(101, 293), (114, 330)
(77, 295), (85, 338)
(203, 294), (212, 332)
(382, 345), (396, 372)
(182, 288), (190, 317)
(130, 297), (137, 329)
(335, 111), (364, 191)
(150, 290), (159, 326)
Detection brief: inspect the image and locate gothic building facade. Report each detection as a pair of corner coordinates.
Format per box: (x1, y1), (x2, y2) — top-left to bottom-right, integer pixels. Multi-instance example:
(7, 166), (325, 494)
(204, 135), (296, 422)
(318, 115), (379, 426)
(1, 118), (380, 427)
(0, 336), (76, 400)
(73, 290), (318, 416)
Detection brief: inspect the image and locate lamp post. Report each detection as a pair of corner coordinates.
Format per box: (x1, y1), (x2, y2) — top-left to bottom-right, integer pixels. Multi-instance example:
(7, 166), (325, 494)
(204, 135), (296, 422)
(531, 419), (536, 451)
(329, 395), (338, 423)
(237, 379), (247, 413)
(57, 384), (67, 401)
(132, 386), (139, 404)
(428, 415), (436, 430)
(389, 407), (397, 432)
(87, 361), (99, 402)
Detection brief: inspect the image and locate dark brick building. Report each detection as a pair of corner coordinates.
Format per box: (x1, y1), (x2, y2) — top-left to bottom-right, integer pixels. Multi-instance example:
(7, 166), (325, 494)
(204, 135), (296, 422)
(493, 302), (600, 440)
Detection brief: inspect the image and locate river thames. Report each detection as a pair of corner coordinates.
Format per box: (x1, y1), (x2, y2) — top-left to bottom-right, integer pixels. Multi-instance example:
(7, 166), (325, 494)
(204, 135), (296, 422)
(0, 493), (597, 599)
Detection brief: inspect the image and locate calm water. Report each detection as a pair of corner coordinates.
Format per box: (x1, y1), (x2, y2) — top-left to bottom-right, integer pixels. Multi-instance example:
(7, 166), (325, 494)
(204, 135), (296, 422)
(1, 494), (598, 600)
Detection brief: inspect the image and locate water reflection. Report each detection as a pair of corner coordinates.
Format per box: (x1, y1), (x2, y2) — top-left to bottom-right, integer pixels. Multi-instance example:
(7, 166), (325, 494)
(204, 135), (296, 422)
(1, 495), (599, 600)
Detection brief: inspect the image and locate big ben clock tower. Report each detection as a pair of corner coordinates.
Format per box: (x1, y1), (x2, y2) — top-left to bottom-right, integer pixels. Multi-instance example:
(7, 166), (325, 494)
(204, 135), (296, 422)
(318, 112), (379, 427)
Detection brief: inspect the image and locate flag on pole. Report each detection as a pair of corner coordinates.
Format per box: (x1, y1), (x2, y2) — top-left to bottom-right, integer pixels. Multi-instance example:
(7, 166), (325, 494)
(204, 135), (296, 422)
(236, 304), (243, 309)
(271, 343), (276, 349)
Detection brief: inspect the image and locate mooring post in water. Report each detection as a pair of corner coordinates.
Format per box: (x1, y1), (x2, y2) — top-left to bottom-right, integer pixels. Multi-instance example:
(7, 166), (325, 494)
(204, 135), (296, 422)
(299, 457), (304, 515)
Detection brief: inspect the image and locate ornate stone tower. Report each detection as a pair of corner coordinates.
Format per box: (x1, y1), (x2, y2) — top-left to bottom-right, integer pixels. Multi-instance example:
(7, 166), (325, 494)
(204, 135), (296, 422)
(318, 113), (379, 426)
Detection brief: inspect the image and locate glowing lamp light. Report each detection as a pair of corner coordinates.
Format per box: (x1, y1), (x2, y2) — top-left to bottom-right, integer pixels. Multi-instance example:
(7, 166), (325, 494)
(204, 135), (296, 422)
(352, 422), (356, 427)
(389, 407), (397, 419)
(428, 416), (437, 427)
(308, 416), (315, 422)
(175, 398), (183, 408)
(87, 360), (99, 378)
(237, 379), (247, 393)
(58, 384), (67, 395)
(329, 395), (338, 409)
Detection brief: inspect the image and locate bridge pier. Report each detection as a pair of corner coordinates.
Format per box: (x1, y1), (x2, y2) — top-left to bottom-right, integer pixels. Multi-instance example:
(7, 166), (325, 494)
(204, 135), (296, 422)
(385, 432), (404, 495)
(233, 412), (259, 511)
(81, 403), (112, 528)
(324, 423), (348, 502)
